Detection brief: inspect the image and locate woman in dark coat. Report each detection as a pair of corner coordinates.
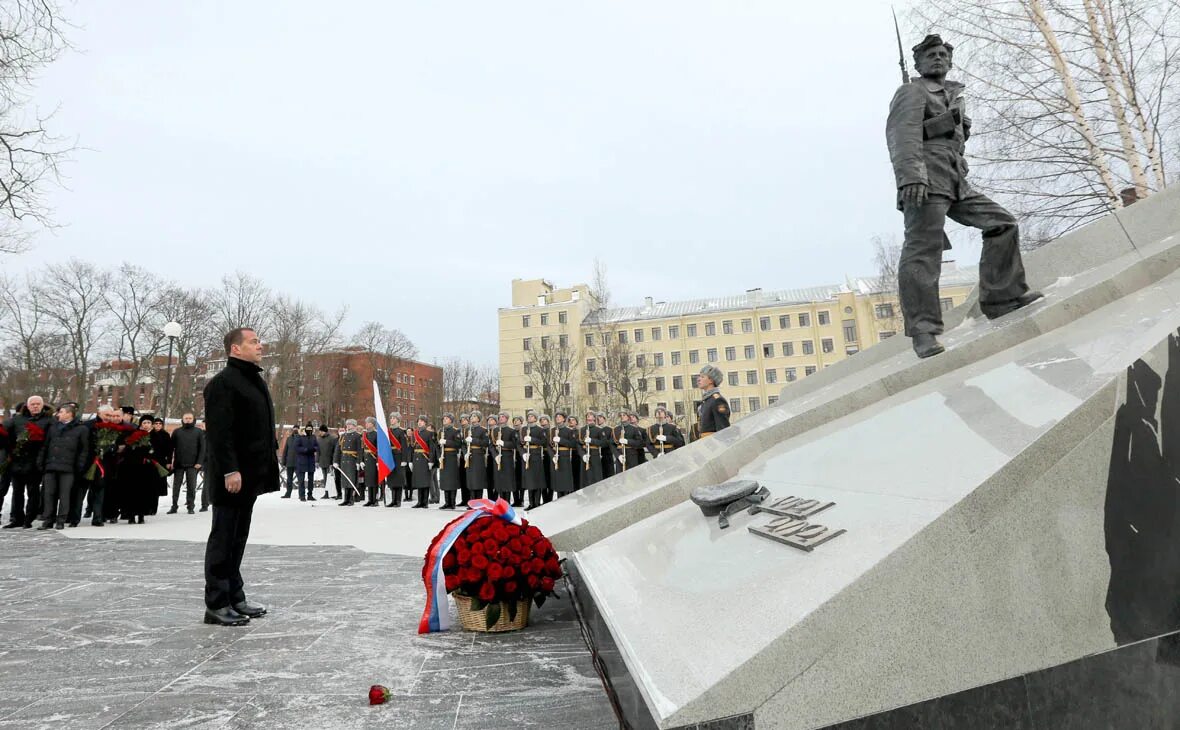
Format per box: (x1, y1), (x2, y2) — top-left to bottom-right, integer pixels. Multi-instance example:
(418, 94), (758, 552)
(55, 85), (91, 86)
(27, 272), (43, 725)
(148, 418), (172, 513)
(120, 416), (163, 523)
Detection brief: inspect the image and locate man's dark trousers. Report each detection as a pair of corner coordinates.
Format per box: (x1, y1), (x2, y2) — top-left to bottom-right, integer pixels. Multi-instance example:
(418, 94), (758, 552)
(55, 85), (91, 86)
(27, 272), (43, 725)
(80, 478), (105, 524)
(899, 191), (1029, 336)
(0, 471), (10, 517)
(204, 495), (256, 610)
(8, 473), (43, 527)
(172, 467), (199, 510)
(284, 467), (297, 497)
(40, 471), (74, 524)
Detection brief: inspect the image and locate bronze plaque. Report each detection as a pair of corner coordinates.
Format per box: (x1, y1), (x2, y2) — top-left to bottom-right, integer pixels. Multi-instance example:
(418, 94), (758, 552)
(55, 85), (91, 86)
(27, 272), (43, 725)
(749, 516), (846, 552)
(760, 496), (835, 520)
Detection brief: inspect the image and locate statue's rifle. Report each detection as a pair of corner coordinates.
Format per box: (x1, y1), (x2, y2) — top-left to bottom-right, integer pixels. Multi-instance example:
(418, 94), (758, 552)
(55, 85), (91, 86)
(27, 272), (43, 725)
(892, 7), (909, 84)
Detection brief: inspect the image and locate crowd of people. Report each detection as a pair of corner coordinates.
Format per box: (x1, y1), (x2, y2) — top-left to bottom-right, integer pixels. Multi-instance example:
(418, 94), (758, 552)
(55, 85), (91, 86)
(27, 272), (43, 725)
(0, 396), (209, 530)
(0, 362), (735, 529)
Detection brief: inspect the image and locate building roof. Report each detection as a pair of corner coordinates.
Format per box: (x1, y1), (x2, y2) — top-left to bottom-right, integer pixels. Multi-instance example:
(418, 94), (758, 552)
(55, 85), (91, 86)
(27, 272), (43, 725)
(583, 266), (979, 326)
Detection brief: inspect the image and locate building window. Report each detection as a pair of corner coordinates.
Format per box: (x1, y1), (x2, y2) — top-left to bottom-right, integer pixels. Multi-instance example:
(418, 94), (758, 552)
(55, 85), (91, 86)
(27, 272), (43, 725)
(746, 370), (758, 385)
(523, 338), (532, 351)
(822, 338), (834, 353)
(727, 371), (739, 386)
(875, 303), (894, 319)
(725, 346), (736, 361)
(410, 375), (415, 384)
(314, 371), (322, 381)
(741, 318), (753, 333)
(638, 404), (650, 417)
(766, 369), (778, 384)
(671, 351), (681, 366)
(652, 327), (661, 341)
(786, 367), (797, 382)
(805, 365), (817, 376)
(635, 329), (645, 343)
(689, 350), (700, 364)
(655, 377), (666, 391)
(637, 378), (647, 392)
(722, 320), (734, 335)
(654, 353), (664, 366)
(559, 311), (568, 324)
(563, 383), (571, 396)
(880, 331), (896, 339)
(523, 362), (533, 375)
(705, 322), (717, 336)
(749, 398), (761, 412)
(940, 297), (954, 312)
(674, 401), (685, 416)
(768, 395), (779, 405)
(636, 354), (646, 367)
(845, 345), (860, 356)
(707, 348), (718, 363)
(782, 342), (794, 356)
(619, 331), (628, 344)
(673, 375), (683, 389)
(687, 323), (698, 337)
(524, 385), (534, 399)
(731, 397), (742, 413)
(540, 313), (549, 326)
(522, 315), (531, 328)
(586, 358), (596, 372)
(802, 340), (814, 355)
(799, 313), (811, 327)
(759, 316), (771, 332)
(744, 345), (755, 359)
(779, 315), (791, 329)
(763, 344), (774, 358)
(669, 325), (680, 339)
(559, 334), (569, 348)
(541, 336), (551, 349)
(842, 320), (857, 343)
(585, 333), (594, 347)
(588, 382), (597, 395)
(601, 333), (610, 346)
(818, 311), (830, 326)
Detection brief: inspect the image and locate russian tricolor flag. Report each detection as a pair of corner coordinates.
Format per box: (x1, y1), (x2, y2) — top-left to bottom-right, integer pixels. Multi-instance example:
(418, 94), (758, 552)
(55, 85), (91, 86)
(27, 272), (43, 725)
(372, 380), (396, 484)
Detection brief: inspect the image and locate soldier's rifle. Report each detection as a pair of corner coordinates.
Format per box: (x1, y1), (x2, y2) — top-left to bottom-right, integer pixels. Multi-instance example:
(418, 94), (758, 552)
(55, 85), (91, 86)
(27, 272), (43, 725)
(493, 425), (503, 469)
(551, 426), (560, 469)
(893, 6), (909, 85)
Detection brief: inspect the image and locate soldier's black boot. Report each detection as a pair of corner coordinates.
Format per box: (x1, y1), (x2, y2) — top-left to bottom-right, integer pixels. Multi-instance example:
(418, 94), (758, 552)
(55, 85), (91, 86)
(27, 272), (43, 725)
(912, 333), (945, 359)
(440, 493), (454, 510)
(526, 490), (542, 510)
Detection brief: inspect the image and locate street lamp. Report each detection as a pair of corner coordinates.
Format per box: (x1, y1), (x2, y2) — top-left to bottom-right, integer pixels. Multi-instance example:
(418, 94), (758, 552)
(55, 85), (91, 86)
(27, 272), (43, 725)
(161, 320), (182, 420)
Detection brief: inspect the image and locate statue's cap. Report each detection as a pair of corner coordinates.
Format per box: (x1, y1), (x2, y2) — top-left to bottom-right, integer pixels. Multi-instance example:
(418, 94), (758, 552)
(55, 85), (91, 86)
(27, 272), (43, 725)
(913, 34), (953, 59)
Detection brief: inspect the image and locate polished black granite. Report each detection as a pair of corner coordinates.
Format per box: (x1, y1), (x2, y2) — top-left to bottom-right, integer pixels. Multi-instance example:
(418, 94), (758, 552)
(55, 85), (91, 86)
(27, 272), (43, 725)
(825, 632), (1180, 730)
(0, 531), (614, 729)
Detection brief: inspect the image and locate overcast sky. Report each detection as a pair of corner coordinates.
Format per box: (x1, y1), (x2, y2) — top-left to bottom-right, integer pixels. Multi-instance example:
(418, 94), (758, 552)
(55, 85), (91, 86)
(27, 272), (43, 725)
(12, 0), (975, 364)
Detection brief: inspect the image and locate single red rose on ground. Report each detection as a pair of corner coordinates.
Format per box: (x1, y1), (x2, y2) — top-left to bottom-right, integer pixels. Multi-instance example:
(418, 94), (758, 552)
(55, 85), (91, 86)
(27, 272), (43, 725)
(478, 582), (496, 602)
(369, 684), (392, 705)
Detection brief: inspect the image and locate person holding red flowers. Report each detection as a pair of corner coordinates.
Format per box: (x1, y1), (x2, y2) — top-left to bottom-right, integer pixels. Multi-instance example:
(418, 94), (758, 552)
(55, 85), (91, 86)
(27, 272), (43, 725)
(3, 395), (53, 529)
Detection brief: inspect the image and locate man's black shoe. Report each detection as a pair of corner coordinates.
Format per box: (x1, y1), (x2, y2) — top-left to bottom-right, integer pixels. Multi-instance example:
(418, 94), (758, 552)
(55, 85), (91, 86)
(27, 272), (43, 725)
(3, 522), (21, 529)
(982, 290), (1045, 320)
(187, 508), (195, 514)
(91, 520), (104, 527)
(54, 522), (65, 530)
(22, 523), (33, 529)
(199, 506), (209, 512)
(411, 504), (427, 509)
(68, 522), (79, 528)
(306, 495), (316, 501)
(913, 333), (946, 359)
(167, 506), (178, 514)
(338, 501), (353, 507)
(232, 600), (267, 618)
(280, 494), (291, 499)
(386, 502), (399, 508)
(203, 607), (250, 626)
(36, 522), (53, 530)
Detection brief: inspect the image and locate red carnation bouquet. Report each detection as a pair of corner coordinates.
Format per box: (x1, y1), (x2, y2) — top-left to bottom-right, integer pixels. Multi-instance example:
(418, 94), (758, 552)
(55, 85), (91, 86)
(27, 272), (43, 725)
(427, 514), (562, 629)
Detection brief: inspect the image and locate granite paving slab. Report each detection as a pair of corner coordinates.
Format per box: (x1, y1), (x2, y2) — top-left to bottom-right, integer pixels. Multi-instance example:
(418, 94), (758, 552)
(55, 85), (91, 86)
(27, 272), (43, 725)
(0, 531), (615, 729)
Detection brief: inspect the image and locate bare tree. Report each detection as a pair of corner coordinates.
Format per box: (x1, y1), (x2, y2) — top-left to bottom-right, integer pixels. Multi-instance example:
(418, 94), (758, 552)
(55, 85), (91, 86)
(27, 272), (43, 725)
(909, 0), (1180, 236)
(0, 0), (73, 255)
(351, 320), (418, 403)
(440, 357), (498, 404)
(37, 259), (110, 403)
(102, 263), (169, 407)
(268, 295), (346, 425)
(157, 286), (215, 415)
(870, 235), (906, 336)
(208, 272), (274, 343)
(523, 337), (577, 416)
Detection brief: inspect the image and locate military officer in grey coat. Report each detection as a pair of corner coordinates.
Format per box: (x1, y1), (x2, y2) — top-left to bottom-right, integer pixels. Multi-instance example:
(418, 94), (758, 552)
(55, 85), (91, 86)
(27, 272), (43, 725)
(696, 365), (731, 436)
(333, 420), (363, 506)
(887, 34), (1042, 359)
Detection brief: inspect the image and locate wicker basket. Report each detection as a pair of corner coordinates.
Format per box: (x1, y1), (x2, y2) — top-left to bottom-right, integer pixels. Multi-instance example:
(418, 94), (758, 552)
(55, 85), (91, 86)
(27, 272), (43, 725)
(453, 594), (531, 633)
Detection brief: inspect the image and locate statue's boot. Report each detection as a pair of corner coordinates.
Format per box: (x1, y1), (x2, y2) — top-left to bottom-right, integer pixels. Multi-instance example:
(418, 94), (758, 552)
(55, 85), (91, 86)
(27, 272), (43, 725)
(982, 291), (1045, 320)
(912, 333), (946, 359)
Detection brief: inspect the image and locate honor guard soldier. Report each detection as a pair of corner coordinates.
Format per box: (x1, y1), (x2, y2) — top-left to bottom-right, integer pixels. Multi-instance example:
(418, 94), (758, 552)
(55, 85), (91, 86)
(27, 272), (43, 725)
(408, 416), (437, 508)
(887, 33), (1042, 359)
(463, 410), (490, 505)
(580, 411), (606, 487)
(386, 413), (409, 507)
(628, 412), (650, 466)
(615, 411), (644, 471)
(696, 365), (731, 437)
(538, 413), (556, 504)
(595, 412), (615, 479)
(361, 417), (382, 506)
(437, 413), (463, 509)
(648, 407), (685, 457)
(333, 419), (363, 506)
(492, 412), (520, 505)
(521, 412), (547, 510)
(550, 412), (582, 498)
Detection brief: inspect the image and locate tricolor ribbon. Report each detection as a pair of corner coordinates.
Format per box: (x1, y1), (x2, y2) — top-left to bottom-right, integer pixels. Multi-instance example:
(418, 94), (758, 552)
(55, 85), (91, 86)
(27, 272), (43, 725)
(418, 497), (523, 634)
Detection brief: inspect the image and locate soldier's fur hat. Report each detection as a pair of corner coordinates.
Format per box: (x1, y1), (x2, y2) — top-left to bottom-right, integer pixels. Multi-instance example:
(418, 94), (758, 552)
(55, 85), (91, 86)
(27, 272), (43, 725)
(389, 412), (401, 421)
(345, 418), (358, 427)
(442, 412), (455, 422)
(698, 364), (723, 388)
(912, 34), (953, 63)
(470, 410), (482, 420)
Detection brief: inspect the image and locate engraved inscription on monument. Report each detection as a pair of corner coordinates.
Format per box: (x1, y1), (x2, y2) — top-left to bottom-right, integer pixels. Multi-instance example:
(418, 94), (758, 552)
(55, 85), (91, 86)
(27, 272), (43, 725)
(760, 496), (835, 520)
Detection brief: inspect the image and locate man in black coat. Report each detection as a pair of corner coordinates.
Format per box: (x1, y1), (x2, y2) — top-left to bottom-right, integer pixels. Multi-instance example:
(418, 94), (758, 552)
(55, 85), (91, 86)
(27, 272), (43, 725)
(202, 327), (280, 627)
(36, 403), (90, 529)
(3, 396), (54, 529)
(169, 412), (206, 514)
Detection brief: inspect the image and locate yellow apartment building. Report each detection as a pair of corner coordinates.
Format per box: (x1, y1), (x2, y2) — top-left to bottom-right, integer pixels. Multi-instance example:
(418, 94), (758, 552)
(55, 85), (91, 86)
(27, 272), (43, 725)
(498, 269), (977, 426)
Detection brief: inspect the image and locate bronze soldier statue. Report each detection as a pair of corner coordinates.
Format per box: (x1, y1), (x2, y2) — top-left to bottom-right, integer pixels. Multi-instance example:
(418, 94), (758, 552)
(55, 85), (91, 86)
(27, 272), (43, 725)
(886, 33), (1043, 359)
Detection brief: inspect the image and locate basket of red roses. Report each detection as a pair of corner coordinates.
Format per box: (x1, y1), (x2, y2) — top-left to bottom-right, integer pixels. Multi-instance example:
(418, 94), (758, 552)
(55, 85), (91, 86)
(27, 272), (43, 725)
(420, 499), (562, 634)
